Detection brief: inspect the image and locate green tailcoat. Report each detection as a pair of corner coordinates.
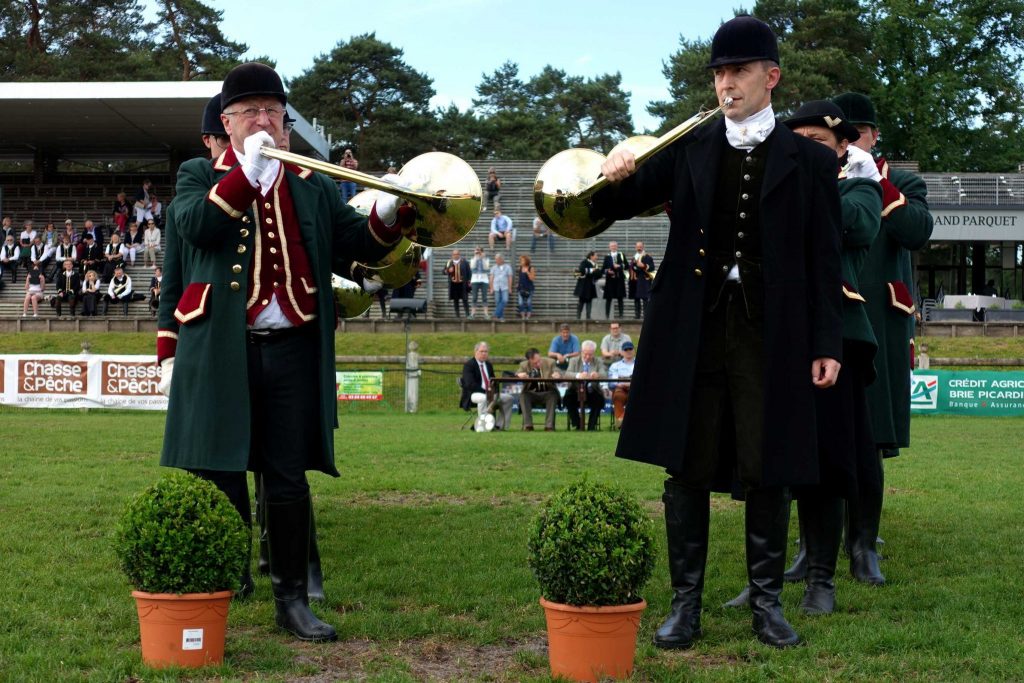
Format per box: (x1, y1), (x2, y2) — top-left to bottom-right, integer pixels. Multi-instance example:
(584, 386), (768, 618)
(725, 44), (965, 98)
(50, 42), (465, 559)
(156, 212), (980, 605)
(838, 176), (881, 367)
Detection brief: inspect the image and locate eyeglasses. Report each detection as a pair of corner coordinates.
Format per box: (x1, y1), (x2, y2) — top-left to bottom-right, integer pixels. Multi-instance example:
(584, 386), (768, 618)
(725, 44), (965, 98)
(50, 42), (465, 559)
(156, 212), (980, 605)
(223, 106), (286, 120)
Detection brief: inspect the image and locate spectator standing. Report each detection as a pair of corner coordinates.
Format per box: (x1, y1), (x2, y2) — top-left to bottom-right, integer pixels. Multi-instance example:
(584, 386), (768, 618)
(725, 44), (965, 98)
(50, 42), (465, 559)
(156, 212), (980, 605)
(52, 258), (81, 318)
(516, 348), (561, 431)
(629, 241), (656, 318)
(459, 341), (515, 430)
(564, 340), (607, 431)
(22, 263), (45, 316)
(548, 323), (581, 372)
(602, 240), (628, 319)
(607, 341), (636, 429)
(489, 253), (512, 321)
(488, 208), (513, 250)
(80, 270), (101, 316)
(600, 322), (633, 363)
(143, 219), (161, 268)
(484, 167), (502, 210)
(573, 250), (600, 320)
(444, 249), (471, 317)
(124, 221), (144, 266)
(469, 247), (490, 318)
(112, 191), (131, 233)
(339, 148), (359, 202)
(516, 254), (536, 320)
(531, 215), (555, 253)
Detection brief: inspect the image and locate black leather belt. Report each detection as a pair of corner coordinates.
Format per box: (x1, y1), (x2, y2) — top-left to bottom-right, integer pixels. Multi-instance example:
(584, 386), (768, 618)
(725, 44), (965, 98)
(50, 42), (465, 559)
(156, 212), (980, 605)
(246, 324), (310, 343)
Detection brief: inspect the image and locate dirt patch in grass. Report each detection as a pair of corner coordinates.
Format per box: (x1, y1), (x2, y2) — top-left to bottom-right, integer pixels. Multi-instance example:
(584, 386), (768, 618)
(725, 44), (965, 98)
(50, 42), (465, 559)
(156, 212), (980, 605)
(290, 635), (548, 682)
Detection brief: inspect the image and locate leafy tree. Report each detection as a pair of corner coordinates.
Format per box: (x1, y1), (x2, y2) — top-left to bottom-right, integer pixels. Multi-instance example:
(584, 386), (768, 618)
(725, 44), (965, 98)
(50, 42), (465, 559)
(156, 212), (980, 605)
(287, 33), (435, 167)
(150, 0), (249, 80)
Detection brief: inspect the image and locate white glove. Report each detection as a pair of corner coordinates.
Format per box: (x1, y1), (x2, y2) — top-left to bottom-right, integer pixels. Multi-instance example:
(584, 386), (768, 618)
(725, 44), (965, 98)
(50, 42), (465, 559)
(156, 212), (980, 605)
(373, 173), (411, 226)
(241, 131), (281, 193)
(845, 145), (882, 183)
(158, 357), (174, 397)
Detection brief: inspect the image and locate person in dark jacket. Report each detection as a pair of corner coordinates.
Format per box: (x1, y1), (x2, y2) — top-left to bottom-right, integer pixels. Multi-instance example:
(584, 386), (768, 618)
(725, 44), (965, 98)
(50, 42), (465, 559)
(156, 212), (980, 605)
(573, 251), (600, 319)
(459, 341), (514, 429)
(592, 16), (844, 650)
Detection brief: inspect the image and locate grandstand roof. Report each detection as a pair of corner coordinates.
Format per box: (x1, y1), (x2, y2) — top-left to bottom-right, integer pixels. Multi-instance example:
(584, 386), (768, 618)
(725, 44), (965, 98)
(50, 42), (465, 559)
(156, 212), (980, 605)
(0, 81), (329, 160)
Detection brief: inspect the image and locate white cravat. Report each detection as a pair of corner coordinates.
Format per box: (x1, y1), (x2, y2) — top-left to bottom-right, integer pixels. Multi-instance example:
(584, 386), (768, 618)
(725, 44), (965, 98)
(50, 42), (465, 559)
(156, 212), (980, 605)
(725, 105), (776, 151)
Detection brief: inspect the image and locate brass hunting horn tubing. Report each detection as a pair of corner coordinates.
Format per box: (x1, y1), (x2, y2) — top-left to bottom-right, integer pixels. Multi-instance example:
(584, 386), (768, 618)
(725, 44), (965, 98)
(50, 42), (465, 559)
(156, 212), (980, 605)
(260, 147), (482, 248)
(533, 98), (731, 240)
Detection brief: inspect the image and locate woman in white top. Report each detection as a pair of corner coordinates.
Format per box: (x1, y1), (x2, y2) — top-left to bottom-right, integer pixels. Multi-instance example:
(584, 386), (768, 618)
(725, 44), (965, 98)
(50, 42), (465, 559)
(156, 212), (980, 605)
(469, 247), (490, 319)
(143, 219), (161, 268)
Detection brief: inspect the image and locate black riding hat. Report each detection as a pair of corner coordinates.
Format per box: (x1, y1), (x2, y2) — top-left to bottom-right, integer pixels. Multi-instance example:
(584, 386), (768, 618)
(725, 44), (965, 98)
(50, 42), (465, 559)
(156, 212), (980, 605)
(220, 62), (287, 109)
(783, 100), (860, 143)
(200, 94), (225, 135)
(707, 15), (780, 68)
(832, 92), (878, 128)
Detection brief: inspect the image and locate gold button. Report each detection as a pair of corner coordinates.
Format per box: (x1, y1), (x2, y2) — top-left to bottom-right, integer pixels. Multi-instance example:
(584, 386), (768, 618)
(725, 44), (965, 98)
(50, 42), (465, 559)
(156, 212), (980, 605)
(273, 264), (280, 271)
(694, 268), (703, 277)
(270, 247), (278, 254)
(745, 156), (753, 163)
(230, 281), (240, 291)
(273, 281), (280, 288)
(264, 202), (272, 210)
(240, 228), (250, 238)
(743, 174), (751, 181)
(699, 228), (704, 235)
(738, 231), (745, 239)
(232, 264), (242, 274)
(237, 244), (246, 254)
(741, 193), (750, 200)
(735, 251), (743, 258)
(739, 212), (747, 219)
(265, 217), (273, 224)
(698, 249), (705, 257)
(268, 231), (275, 239)
(262, 299), (269, 305)
(242, 216), (250, 224)
(722, 265), (729, 273)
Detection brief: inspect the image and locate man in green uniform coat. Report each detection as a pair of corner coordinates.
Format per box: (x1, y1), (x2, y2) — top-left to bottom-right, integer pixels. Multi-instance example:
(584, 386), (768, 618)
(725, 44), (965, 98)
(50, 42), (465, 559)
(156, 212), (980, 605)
(833, 92), (934, 584)
(156, 63), (412, 642)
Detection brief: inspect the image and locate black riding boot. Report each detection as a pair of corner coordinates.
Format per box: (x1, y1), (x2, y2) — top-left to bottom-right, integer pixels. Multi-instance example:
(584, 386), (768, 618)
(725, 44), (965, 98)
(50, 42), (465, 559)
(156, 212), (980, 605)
(784, 512), (808, 582)
(267, 495), (337, 642)
(307, 504), (325, 602)
(847, 453), (886, 585)
(576, 300), (585, 319)
(653, 479), (709, 649)
(746, 487), (801, 648)
(798, 495), (843, 615)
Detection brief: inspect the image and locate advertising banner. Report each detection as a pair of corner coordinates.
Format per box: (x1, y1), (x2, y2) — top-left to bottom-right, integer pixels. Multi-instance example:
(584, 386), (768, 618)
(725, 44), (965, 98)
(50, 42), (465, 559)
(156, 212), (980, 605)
(336, 371), (383, 401)
(0, 354), (167, 410)
(911, 370), (1024, 416)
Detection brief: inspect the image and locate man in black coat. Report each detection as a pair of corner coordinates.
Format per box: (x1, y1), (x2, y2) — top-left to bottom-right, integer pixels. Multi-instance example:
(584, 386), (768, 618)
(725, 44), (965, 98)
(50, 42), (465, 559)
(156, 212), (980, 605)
(459, 341), (514, 430)
(593, 15), (844, 650)
(601, 240), (628, 318)
(444, 249), (471, 317)
(52, 258), (82, 317)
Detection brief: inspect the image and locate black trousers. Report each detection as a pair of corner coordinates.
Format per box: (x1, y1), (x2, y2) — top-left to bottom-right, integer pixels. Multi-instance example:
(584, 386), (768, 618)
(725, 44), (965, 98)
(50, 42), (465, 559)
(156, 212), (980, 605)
(191, 323), (322, 516)
(564, 385), (605, 430)
(677, 283), (765, 489)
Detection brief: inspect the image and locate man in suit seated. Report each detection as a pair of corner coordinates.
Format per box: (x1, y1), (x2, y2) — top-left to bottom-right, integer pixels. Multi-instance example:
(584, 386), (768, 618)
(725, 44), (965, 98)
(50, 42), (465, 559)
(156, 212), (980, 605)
(564, 340), (608, 431)
(459, 341), (514, 430)
(516, 347), (561, 431)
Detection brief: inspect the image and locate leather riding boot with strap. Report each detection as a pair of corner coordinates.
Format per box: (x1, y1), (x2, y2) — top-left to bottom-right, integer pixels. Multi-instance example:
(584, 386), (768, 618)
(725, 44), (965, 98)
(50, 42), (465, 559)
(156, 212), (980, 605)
(307, 504), (325, 602)
(267, 495), (337, 642)
(798, 495), (844, 615)
(653, 479), (709, 649)
(745, 487), (802, 648)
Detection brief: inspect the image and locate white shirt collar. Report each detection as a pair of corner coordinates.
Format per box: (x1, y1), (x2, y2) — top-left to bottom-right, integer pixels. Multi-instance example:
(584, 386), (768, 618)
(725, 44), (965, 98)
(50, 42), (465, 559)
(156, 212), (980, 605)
(724, 105), (776, 151)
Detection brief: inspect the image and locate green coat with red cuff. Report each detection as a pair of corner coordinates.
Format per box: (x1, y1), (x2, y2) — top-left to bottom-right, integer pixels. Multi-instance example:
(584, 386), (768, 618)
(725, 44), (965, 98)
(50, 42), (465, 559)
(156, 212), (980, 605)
(861, 161), (933, 450)
(157, 149), (398, 475)
(837, 175), (881, 364)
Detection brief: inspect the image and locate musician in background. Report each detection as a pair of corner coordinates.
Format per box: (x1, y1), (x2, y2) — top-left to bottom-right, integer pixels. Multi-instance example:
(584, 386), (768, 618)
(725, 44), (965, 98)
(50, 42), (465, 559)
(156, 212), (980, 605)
(608, 340), (636, 429)
(602, 240), (628, 319)
(459, 341), (514, 430)
(516, 348), (561, 431)
(444, 248), (471, 318)
(564, 340), (607, 431)
(573, 250), (600, 320)
(629, 241), (656, 318)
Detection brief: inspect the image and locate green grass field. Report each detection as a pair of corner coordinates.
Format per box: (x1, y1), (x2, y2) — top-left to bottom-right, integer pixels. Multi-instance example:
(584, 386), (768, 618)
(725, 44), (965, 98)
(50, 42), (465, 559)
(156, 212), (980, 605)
(1, 404), (1023, 682)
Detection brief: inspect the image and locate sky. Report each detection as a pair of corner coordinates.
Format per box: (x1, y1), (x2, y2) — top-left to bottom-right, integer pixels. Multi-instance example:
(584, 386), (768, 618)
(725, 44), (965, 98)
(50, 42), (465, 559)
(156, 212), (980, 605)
(198, 0), (736, 133)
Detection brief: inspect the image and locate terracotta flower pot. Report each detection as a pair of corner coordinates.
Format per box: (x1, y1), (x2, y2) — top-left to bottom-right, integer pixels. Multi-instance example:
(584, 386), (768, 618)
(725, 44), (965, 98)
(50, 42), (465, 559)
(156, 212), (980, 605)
(540, 597), (647, 682)
(131, 590), (232, 668)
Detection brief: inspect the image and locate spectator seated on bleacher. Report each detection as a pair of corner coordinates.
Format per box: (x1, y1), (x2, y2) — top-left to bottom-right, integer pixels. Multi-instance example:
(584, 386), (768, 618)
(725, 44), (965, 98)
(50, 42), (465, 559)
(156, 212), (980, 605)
(29, 236), (54, 280)
(18, 220), (36, 270)
(78, 219), (104, 254)
(102, 265), (142, 316)
(134, 179), (154, 225)
(54, 234), (76, 275)
(143, 219), (161, 268)
(124, 221), (144, 267)
(149, 266), (162, 315)
(22, 263), (46, 317)
(484, 167), (502, 211)
(459, 341), (514, 430)
(80, 270), (102, 317)
(2, 234), (21, 283)
(51, 258), (81, 318)
(41, 222), (57, 249)
(150, 195), (163, 228)
(102, 232), (126, 280)
(112, 191), (131, 233)
(488, 208), (513, 250)
(78, 234), (103, 279)
(1, 216), (13, 243)
(564, 340), (608, 431)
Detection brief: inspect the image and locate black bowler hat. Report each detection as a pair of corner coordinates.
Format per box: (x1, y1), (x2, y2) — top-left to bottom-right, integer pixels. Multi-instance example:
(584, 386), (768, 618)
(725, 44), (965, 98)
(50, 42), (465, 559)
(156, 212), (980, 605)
(220, 62), (286, 109)
(783, 100), (860, 143)
(200, 94), (225, 135)
(707, 15), (779, 68)
(832, 92), (877, 128)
